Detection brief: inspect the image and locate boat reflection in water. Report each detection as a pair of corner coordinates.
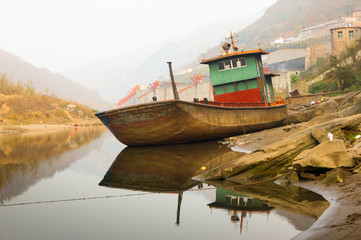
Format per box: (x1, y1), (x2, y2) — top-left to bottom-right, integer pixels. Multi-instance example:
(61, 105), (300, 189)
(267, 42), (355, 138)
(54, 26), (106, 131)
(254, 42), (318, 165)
(208, 188), (274, 235)
(207, 181), (330, 234)
(99, 141), (330, 232)
(99, 141), (245, 224)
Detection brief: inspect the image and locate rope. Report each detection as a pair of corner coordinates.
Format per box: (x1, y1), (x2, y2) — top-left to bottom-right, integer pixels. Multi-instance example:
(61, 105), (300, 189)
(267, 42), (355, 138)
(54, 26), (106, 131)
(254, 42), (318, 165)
(0, 187), (216, 208)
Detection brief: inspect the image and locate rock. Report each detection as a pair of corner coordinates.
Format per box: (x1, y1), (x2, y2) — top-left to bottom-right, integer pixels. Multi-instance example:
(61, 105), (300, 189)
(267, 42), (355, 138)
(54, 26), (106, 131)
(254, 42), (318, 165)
(342, 96), (361, 117)
(305, 113), (338, 127)
(197, 132), (318, 183)
(347, 147), (361, 161)
(353, 165), (361, 173)
(300, 172), (325, 180)
(287, 100), (338, 124)
(352, 139), (361, 148)
(322, 168), (351, 185)
(275, 176), (290, 186)
(346, 213), (361, 223)
(293, 140), (356, 171)
(332, 91), (359, 104)
(336, 91), (361, 110)
(287, 171), (300, 183)
(196, 114), (361, 183)
(311, 128), (331, 143)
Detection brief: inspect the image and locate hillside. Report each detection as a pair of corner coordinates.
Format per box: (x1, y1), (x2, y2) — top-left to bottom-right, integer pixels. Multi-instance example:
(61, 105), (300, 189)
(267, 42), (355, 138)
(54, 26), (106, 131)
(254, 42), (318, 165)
(201, 0), (359, 58)
(0, 75), (100, 125)
(0, 49), (111, 110)
(232, 0), (358, 49)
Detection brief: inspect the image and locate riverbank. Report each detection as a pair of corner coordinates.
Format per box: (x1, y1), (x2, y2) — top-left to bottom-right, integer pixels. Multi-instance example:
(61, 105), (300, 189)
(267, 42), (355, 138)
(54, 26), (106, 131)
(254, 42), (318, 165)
(212, 91), (361, 240)
(0, 121), (103, 134)
(293, 173), (361, 240)
(221, 122), (361, 240)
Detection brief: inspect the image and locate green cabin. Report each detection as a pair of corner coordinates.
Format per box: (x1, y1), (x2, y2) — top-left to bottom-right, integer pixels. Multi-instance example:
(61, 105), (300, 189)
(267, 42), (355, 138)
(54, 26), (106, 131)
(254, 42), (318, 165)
(201, 48), (277, 105)
(208, 188), (273, 211)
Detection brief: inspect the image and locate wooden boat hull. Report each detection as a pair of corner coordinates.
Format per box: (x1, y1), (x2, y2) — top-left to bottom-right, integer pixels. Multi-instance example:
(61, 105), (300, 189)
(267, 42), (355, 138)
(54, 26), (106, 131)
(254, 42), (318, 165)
(95, 99), (287, 146)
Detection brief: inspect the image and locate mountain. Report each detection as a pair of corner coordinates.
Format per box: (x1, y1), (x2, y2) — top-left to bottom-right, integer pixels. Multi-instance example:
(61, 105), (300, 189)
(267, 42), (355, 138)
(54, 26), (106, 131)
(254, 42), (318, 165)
(231, 0), (360, 49)
(64, 45), (159, 103)
(64, 12), (264, 102)
(0, 49), (111, 110)
(197, 0), (360, 69)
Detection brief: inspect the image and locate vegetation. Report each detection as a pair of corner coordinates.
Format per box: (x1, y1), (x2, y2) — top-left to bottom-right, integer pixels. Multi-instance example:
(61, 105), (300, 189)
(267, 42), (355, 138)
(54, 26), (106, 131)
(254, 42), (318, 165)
(309, 79), (338, 94)
(290, 74), (300, 84)
(0, 74), (99, 124)
(308, 39), (361, 93)
(0, 49), (108, 110)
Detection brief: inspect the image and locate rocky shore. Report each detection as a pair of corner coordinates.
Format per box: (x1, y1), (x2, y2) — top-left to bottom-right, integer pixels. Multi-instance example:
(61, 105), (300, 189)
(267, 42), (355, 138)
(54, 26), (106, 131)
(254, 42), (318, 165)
(196, 91), (361, 240)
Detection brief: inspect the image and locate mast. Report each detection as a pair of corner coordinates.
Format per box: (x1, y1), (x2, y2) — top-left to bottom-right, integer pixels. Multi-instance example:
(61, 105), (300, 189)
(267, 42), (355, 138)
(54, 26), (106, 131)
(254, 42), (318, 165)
(167, 62), (179, 100)
(176, 192), (183, 225)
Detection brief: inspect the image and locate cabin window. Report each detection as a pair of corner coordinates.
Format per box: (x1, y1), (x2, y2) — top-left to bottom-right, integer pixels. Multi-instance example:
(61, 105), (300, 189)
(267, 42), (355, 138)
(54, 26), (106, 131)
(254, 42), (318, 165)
(218, 62), (225, 70)
(224, 60), (232, 70)
(239, 58), (246, 66)
(218, 57), (247, 71)
(349, 30), (354, 38)
(338, 31), (343, 39)
(232, 59), (238, 68)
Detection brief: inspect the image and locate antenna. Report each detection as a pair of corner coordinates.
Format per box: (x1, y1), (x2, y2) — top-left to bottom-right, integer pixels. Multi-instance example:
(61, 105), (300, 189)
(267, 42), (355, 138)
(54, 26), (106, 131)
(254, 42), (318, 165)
(225, 31), (239, 52)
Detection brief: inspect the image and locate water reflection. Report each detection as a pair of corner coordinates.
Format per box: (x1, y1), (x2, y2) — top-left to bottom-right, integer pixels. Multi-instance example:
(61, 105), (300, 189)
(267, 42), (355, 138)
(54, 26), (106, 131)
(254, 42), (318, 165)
(0, 127), (106, 202)
(100, 142), (330, 234)
(99, 141), (244, 224)
(208, 188), (274, 235)
(207, 180), (330, 233)
(99, 141), (244, 192)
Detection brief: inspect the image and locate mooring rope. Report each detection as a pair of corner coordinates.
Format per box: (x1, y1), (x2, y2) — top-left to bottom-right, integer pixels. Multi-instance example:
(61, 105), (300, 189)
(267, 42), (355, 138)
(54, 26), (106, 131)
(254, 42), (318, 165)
(0, 187), (216, 208)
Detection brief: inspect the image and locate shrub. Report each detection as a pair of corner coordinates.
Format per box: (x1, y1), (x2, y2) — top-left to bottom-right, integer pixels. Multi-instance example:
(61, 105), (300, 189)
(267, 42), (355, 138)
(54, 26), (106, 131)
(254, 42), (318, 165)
(290, 74), (299, 84)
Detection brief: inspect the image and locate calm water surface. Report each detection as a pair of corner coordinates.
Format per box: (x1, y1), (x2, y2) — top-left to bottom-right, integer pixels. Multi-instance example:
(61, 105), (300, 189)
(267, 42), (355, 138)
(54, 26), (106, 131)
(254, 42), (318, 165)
(0, 127), (329, 240)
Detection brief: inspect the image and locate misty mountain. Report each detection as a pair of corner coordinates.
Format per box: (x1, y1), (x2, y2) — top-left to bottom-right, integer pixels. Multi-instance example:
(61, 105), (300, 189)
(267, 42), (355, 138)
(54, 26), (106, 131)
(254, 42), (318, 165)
(64, 12), (263, 102)
(0, 49), (110, 110)
(64, 45), (159, 103)
(230, 0), (359, 49)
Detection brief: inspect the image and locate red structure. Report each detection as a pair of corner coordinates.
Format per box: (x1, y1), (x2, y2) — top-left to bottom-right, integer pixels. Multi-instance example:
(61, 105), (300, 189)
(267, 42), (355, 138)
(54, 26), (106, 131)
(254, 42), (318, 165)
(179, 74), (204, 93)
(117, 85), (140, 107)
(137, 81), (160, 99)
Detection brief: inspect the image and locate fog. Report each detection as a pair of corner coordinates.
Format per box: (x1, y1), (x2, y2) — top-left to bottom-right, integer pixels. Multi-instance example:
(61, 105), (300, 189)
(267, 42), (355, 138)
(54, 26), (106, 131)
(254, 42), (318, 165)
(0, 0), (276, 72)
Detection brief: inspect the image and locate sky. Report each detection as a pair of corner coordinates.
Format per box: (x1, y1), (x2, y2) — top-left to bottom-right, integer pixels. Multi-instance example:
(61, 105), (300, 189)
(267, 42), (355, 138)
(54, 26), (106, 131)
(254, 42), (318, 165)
(0, 0), (277, 73)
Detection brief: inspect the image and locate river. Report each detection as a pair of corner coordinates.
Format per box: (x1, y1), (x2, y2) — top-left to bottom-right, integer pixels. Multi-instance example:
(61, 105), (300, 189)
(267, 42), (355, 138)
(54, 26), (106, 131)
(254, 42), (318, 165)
(0, 127), (329, 240)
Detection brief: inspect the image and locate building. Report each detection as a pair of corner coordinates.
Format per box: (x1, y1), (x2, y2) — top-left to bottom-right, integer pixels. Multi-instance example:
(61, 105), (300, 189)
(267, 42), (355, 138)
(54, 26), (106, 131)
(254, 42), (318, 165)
(271, 36), (300, 45)
(299, 17), (357, 41)
(330, 26), (361, 56)
(263, 49), (306, 72)
(353, 7), (361, 18)
(201, 45), (277, 104)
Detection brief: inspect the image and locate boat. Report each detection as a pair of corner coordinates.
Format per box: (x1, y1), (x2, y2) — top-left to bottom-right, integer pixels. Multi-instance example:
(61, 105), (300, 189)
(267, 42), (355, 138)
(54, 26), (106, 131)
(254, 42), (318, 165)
(96, 32), (287, 146)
